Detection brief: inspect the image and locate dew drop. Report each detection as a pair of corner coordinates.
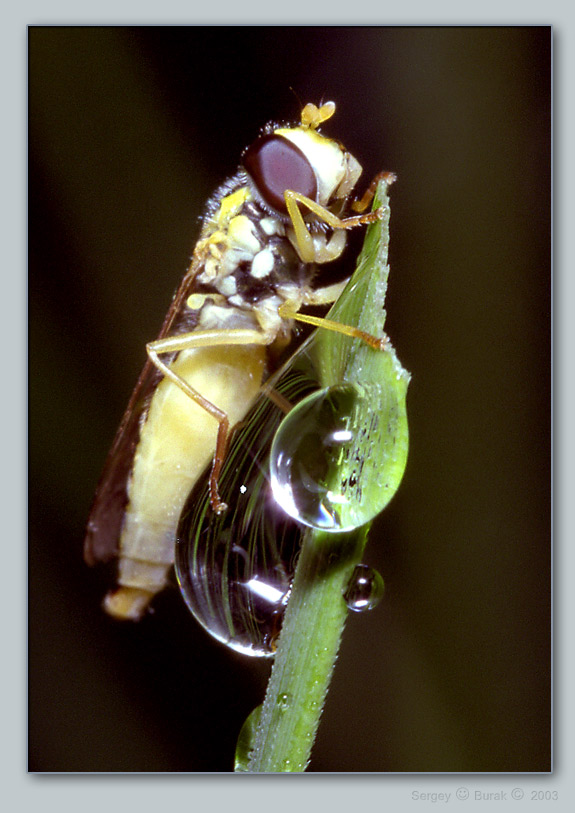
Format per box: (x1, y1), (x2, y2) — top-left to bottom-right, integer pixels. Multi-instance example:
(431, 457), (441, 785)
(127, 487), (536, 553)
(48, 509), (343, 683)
(276, 692), (291, 711)
(175, 360), (317, 657)
(343, 564), (385, 612)
(270, 384), (382, 532)
(176, 462), (300, 657)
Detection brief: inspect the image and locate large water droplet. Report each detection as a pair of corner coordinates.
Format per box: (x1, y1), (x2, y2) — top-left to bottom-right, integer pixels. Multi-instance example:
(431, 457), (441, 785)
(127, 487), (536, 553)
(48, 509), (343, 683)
(175, 362), (317, 657)
(176, 460), (299, 657)
(269, 384), (383, 532)
(342, 564), (384, 612)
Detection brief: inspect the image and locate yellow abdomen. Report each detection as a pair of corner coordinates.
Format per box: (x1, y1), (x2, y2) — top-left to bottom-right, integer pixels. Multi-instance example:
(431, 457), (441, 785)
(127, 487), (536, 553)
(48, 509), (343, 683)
(105, 343), (266, 619)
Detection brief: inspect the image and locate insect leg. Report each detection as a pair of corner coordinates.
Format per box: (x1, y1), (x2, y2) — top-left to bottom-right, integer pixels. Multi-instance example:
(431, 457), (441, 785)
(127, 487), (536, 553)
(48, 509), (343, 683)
(304, 278), (350, 307)
(259, 383), (293, 415)
(147, 327), (270, 513)
(278, 303), (388, 352)
(351, 170), (397, 213)
(284, 190), (385, 263)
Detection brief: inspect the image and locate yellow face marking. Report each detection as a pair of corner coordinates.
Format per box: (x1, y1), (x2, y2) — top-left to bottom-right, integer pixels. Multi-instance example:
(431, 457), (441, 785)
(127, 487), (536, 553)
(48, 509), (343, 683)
(274, 126), (348, 206)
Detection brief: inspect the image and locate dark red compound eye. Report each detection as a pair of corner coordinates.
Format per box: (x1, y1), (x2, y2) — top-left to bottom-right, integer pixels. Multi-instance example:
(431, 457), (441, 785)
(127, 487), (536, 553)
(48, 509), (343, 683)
(243, 134), (318, 214)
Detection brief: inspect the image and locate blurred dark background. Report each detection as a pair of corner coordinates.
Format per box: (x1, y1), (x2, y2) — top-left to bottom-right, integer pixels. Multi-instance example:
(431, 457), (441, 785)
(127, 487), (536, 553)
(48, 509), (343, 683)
(29, 26), (551, 772)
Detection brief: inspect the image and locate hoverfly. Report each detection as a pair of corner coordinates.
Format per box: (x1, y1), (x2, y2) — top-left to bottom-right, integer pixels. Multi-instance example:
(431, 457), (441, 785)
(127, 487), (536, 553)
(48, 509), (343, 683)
(84, 101), (394, 621)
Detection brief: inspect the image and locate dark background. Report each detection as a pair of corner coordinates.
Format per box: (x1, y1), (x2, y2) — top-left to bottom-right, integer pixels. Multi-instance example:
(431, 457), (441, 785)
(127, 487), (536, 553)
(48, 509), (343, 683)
(29, 26), (551, 772)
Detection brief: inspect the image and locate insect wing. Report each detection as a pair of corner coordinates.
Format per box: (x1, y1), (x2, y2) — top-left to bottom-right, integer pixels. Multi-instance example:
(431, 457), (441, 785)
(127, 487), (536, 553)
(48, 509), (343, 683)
(84, 265), (202, 566)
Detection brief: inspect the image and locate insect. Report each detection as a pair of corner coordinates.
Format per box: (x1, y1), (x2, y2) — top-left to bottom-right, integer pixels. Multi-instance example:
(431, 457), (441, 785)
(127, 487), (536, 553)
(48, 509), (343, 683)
(84, 100), (394, 621)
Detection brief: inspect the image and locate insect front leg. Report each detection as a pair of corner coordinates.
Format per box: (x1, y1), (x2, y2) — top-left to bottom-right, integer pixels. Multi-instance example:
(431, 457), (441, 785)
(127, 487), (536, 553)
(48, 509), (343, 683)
(351, 170), (397, 213)
(284, 190), (385, 263)
(147, 327), (270, 513)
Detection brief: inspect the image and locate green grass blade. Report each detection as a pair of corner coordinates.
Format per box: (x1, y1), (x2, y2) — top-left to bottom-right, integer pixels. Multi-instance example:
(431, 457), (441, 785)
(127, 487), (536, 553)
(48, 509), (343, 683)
(244, 179), (410, 772)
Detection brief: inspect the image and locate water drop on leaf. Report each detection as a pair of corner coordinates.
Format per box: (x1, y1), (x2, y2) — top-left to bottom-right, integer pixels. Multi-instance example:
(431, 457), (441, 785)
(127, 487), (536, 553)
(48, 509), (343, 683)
(175, 384), (306, 657)
(276, 692), (291, 711)
(343, 564), (384, 612)
(270, 384), (385, 532)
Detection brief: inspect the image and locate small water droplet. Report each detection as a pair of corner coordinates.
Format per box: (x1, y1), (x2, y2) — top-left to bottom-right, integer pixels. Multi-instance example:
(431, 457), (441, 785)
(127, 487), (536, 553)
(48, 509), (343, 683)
(343, 564), (385, 612)
(277, 692), (291, 711)
(270, 384), (383, 532)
